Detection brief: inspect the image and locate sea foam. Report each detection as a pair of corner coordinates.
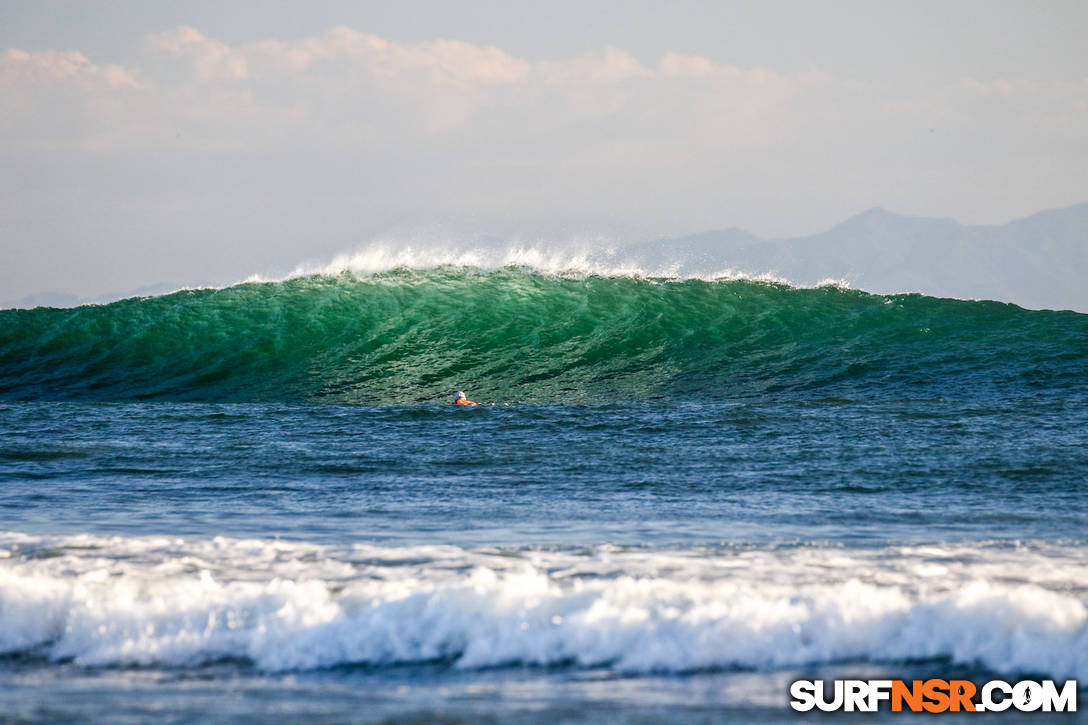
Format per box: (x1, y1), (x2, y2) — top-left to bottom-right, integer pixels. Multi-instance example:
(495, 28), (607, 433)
(0, 533), (1084, 677)
(246, 239), (796, 286)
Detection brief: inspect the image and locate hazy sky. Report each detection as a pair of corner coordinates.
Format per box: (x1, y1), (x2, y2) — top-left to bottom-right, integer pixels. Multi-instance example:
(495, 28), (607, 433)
(2, 1), (1086, 299)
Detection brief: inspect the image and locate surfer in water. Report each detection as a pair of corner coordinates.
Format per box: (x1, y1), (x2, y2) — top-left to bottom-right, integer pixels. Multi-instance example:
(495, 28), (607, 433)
(453, 391), (479, 406)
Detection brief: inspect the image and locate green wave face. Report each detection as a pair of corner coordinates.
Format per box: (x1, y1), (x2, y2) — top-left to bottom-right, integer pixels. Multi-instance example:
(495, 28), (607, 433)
(1, 268), (1085, 403)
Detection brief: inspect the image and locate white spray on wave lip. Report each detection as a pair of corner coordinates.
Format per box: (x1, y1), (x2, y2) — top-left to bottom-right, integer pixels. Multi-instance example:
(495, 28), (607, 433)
(239, 232), (807, 287)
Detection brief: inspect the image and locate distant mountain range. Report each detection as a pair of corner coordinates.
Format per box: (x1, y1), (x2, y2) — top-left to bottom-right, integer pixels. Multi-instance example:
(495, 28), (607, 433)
(636, 202), (1088, 312)
(4, 203), (1086, 312)
(2, 283), (182, 311)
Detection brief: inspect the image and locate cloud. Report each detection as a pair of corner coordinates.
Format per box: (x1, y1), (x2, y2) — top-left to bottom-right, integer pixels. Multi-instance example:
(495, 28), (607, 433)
(1, 48), (138, 89)
(659, 52), (775, 85)
(1, 28), (848, 146)
(242, 26), (531, 87)
(147, 26), (249, 81)
(1, 25), (1085, 245)
(0, 48), (145, 150)
(7, 25), (1078, 157)
(959, 76), (1088, 136)
(536, 47), (648, 85)
(961, 76), (1088, 97)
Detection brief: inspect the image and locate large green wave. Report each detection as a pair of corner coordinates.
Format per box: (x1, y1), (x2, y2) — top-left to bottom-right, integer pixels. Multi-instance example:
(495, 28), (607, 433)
(1, 268), (1085, 403)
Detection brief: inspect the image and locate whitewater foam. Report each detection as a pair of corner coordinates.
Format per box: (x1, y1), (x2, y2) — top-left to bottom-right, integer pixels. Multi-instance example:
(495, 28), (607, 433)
(243, 239), (796, 287)
(0, 533), (1084, 677)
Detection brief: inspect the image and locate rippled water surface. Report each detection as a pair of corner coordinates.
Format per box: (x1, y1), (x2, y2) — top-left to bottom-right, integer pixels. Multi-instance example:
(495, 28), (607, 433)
(1, 397), (1086, 723)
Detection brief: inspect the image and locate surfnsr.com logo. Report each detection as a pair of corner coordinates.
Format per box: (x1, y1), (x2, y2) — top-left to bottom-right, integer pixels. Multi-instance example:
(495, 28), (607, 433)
(789, 679), (1077, 713)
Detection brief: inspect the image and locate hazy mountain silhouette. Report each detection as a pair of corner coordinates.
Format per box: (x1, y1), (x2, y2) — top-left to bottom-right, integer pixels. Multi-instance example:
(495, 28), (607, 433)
(1, 283), (180, 310)
(639, 202), (1088, 311)
(4, 204), (1085, 312)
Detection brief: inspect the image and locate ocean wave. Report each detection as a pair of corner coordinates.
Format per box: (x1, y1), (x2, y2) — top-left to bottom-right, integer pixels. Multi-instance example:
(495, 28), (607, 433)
(1, 267), (1085, 403)
(0, 533), (1084, 677)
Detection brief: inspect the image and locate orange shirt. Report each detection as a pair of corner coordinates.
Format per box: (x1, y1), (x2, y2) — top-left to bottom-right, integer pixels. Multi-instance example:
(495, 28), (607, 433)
(454, 398), (478, 405)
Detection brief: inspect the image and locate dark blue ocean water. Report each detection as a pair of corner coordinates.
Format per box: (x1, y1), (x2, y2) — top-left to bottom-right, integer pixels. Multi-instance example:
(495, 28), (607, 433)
(2, 398), (1087, 546)
(1, 396), (1086, 723)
